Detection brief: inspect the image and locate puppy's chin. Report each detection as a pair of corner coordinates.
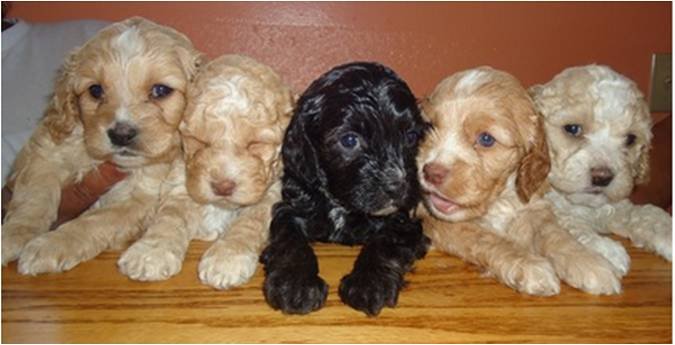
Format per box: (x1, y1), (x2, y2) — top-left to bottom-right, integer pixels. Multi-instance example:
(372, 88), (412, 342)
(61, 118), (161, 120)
(562, 191), (611, 208)
(422, 192), (477, 222)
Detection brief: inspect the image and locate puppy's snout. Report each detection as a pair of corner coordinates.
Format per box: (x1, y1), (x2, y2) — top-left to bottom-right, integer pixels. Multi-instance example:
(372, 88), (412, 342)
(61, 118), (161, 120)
(107, 122), (138, 147)
(591, 166), (614, 187)
(211, 179), (236, 197)
(423, 163), (448, 186)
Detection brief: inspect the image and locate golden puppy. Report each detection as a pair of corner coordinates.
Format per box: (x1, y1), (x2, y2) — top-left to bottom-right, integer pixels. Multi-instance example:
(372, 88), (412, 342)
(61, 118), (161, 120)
(2, 17), (204, 274)
(419, 67), (622, 295)
(117, 55), (293, 287)
(530, 65), (671, 272)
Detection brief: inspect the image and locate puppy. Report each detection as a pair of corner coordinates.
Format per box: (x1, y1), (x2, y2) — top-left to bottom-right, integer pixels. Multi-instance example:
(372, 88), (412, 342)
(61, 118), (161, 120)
(117, 55), (293, 287)
(530, 65), (672, 274)
(260, 62), (430, 316)
(2, 17), (204, 274)
(420, 67), (622, 295)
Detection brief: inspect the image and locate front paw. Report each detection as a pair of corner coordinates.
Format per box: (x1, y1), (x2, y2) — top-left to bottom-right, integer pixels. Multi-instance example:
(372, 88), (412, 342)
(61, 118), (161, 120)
(552, 251), (622, 295)
(17, 231), (84, 275)
(263, 269), (328, 314)
(500, 255), (561, 296)
(118, 241), (183, 281)
(339, 270), (403, 316)
(199, 246), (258, 289)
(638, 205), (672, 261)
(2, 225), (37, 265)
(581, 234), (630, 277)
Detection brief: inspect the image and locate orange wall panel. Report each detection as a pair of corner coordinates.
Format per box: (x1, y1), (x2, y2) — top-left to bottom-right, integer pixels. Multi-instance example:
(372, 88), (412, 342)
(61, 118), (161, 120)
(7, 1), (671, 100)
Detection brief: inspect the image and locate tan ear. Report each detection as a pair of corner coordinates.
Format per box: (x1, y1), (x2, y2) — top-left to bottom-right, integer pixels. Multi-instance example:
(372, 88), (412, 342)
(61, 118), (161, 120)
(516, 119), (551, 203)
(180, 48), (207, 82)
(42, 50), (81, 144)
(634, 142), (651, 185)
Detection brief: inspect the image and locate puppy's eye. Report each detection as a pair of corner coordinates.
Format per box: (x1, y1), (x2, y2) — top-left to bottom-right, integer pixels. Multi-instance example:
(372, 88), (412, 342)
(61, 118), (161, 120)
(150, 84), (174, 99)
(88, 84), (104, 100)
(563, 124), (583, 137)
(477, 132), (496, 148)
(405, 130), (420, 146)
(625, 133), (637, 147)
(339, 133), (360, 149)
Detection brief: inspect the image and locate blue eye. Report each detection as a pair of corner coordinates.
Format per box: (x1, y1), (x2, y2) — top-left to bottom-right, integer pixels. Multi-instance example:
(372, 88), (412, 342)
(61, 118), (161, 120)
(88, 84), (104, 99)
(405, 130), (419, 145)
(477, 132), (496, 147)
(339, 133), (359, 149)
(563, 124), (582, 137)
(151, 84), (173, 99)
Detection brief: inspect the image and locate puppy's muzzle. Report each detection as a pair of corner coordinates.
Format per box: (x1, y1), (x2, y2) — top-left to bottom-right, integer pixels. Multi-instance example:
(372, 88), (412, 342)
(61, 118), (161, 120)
(590, 166), (614, 187)
(211, 179), (236, 197)
(422, 162), (448, 187)
(108, 122), (138, 147)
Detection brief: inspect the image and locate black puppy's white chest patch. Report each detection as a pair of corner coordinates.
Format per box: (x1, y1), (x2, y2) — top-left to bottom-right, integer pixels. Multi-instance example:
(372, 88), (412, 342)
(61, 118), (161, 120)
(328, 206), (347, 241)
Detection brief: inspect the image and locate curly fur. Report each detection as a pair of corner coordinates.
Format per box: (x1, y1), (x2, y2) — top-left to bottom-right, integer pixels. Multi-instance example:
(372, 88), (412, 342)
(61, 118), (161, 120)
(530, 64), (672, 270)
(260, 62), (430, 316)
(420, 67), (623, 296)
(2, 17), (204, 274)
(118, 55), (294, 286)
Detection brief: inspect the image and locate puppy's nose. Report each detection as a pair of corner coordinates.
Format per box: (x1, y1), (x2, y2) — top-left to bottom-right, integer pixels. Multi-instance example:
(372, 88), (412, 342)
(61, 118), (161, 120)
(423, 163), (448, 186)
(211, 179), (236, 197)
(591, 166), (614, 187)
(107, 122), (137, 147)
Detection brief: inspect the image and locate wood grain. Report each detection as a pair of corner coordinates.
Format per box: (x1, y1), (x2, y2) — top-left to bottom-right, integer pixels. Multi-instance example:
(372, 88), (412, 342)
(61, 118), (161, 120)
(2, 238), (671, 343)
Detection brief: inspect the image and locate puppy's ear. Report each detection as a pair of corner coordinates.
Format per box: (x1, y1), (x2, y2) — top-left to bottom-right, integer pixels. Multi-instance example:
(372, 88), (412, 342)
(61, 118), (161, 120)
(43, 49), (81, 144)
(281, 94), (326, 187)
(634, 142), (651, 185)
(178, 47), (207, 82)
(516, 113), (551, 203)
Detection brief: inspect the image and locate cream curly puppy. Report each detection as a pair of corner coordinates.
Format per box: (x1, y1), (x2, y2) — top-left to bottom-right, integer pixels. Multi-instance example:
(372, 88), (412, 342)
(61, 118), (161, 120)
(117, 55), (293, 288)
(420, 67), (623, 296)
(2, 17), (204, 274)
(530, 65), (672, 276)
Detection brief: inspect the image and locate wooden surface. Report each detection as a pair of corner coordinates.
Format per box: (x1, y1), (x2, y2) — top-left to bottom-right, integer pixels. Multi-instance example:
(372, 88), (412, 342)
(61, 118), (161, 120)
(2, 239), (672, 343)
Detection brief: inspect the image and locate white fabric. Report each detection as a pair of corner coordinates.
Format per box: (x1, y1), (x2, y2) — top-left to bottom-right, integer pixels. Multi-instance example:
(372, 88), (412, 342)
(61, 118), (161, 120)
(1, 19), (110, 185)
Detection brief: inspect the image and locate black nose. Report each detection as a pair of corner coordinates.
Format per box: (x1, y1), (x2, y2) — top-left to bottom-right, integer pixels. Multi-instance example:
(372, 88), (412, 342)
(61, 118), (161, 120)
(591, 167), (614, 187)
(107, 122), (137, 147)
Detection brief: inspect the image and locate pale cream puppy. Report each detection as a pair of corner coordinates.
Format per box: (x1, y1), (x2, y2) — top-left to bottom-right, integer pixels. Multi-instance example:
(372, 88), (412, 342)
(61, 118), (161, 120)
(530, 65), (672, 275)
(117, 55), (293, 288)
(420, 67), (623, 296)
(2, 17), (204, 274)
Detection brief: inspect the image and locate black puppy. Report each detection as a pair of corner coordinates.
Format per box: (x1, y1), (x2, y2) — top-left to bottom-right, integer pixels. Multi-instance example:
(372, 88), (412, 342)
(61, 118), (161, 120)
(260, 62), (429, 316)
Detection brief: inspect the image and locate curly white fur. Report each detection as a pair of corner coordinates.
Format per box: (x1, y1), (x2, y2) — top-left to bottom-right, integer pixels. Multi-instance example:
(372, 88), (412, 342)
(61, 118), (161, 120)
(530, 64), (672, 271)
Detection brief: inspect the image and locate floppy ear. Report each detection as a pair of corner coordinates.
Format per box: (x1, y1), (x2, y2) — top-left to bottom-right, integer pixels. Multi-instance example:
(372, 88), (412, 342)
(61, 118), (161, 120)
(177, 47), (207, 82)
(632, 99), (653, 186)
(42, 50), (81, 144)
(634, 142), (651, 185)
(281, 94), (326, 188)
(516, 115), (551, 203)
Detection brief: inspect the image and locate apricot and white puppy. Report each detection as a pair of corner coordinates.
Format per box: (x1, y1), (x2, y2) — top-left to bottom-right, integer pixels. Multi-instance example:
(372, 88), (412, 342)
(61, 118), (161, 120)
(530, 65), (671, 272)
(2, 17), (204, 274)
(420, 67), (622, 295)
(117, 55), (293, 288)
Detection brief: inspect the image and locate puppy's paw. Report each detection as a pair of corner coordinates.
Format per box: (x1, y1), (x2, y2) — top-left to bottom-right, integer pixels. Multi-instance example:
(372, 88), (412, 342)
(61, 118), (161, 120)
(17, 232), (84, 275)
(583, 234), (631, 277)
(199, 247), (258, 290)
(635, 205), (672, 262)
(2, 225), (38, 265)
(339, 270), (403, 316)
(651, 219), (672, 262)
(118, 241), (183, 281)
(263, 269), (328, 314)
(501, 255), (560, 296)
(551, 250), (622, 295)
